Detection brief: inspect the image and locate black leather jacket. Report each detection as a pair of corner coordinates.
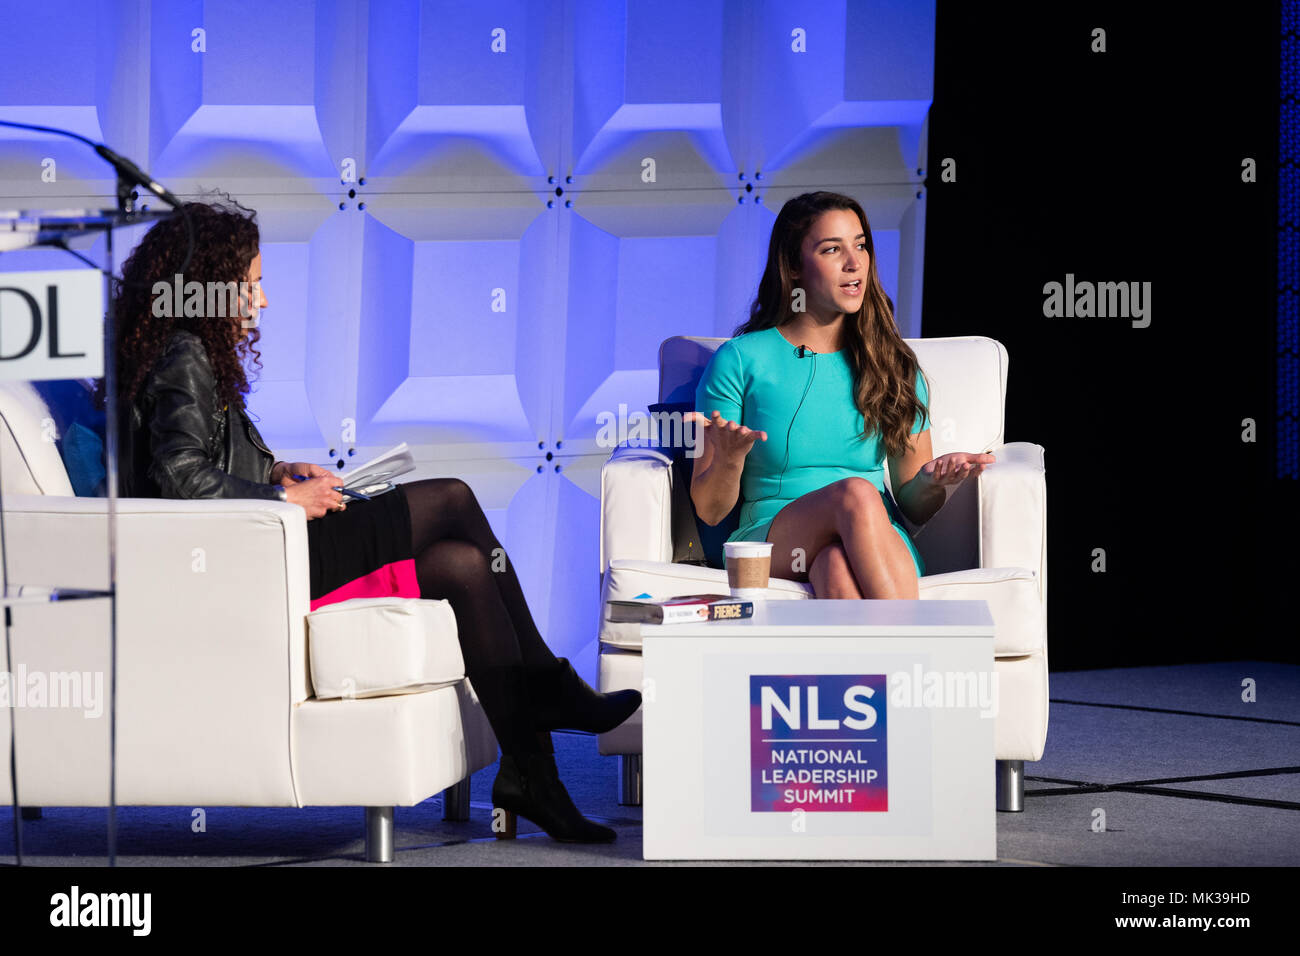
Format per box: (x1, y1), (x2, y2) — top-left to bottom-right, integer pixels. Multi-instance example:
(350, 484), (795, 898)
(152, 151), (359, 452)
(119, 330), (282, 500)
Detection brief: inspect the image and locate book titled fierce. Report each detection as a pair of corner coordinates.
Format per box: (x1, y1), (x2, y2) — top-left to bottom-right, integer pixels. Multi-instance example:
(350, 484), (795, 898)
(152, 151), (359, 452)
(605, 594), (755, 625)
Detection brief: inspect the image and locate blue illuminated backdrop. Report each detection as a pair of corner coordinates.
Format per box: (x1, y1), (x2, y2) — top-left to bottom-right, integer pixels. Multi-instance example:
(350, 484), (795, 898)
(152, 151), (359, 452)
(0, 0), (935, 679)
(1281, 0), (1297, 478)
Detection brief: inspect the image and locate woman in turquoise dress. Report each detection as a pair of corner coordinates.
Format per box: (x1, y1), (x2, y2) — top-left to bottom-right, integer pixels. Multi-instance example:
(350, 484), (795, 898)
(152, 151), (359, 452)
(689, 192), (996, 599)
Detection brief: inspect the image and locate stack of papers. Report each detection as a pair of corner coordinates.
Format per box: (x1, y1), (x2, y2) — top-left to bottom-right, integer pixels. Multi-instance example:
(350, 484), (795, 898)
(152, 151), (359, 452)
(340, 442), (415, 490)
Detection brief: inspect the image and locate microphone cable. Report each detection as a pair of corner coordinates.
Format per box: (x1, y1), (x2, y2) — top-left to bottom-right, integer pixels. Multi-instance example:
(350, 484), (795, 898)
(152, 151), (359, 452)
(747, 344), (819, 515)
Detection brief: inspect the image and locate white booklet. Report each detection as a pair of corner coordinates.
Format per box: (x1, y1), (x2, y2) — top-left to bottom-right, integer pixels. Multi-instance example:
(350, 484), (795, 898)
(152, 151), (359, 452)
(340, 442), (415, 490)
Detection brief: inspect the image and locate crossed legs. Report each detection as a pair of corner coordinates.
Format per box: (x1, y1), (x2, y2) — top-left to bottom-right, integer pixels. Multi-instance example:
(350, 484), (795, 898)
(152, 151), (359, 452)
(403, 477), (558, 671)
(399, 479), (624, 842)
(765, 477), (920, 600)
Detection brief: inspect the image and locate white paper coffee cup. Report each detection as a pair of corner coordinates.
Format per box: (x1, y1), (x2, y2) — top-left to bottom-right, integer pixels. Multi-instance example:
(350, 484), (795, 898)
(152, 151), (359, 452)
(724, 541), (772, 597)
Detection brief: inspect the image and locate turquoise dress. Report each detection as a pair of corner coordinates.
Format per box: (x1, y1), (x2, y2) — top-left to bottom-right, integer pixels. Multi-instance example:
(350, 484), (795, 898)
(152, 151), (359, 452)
(694, 326), (929, 577)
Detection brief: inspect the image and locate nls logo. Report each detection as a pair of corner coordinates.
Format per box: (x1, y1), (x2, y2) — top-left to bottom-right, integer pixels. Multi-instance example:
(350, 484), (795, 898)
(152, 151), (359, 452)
(758, 681), (878, 730)
(750, 675), (889, 813)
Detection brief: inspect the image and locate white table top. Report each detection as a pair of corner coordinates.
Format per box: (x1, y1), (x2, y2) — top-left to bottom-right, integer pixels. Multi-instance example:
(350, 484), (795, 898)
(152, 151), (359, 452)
(641, 598), (994, 638)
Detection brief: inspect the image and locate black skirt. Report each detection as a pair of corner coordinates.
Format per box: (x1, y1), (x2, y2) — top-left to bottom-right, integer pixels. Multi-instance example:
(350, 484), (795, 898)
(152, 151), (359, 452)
(306, 484), (420, 610)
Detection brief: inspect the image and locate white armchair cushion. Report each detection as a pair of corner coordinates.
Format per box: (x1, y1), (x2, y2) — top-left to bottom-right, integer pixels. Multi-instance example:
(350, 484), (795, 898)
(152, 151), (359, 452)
(917, 567), (1044, 656)
(979, 441), (1048, 605)
(600, 444), (674, 573)
(0, 382), (75, 495)
(307, 597), (464, 699)
(599, 558), (1043, 657)
(599, 559), (813, 650)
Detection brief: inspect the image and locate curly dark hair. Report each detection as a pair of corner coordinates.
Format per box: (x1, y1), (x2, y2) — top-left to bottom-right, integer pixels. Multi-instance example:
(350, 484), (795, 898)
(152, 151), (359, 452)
(733, 191), (930, 463)
(92, 192), (263, 412)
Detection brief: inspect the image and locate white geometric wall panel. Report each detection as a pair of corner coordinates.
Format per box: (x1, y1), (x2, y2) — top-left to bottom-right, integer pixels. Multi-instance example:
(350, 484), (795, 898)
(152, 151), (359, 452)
(0, 0), (935, 682)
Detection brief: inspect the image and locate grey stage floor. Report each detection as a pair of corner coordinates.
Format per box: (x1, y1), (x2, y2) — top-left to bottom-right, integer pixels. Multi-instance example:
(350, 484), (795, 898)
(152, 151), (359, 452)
(2, 661), (1297, 867)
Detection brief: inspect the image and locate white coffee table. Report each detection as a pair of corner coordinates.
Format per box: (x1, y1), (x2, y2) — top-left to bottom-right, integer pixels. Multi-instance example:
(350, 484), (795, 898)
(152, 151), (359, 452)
(641, 598), (996, 860)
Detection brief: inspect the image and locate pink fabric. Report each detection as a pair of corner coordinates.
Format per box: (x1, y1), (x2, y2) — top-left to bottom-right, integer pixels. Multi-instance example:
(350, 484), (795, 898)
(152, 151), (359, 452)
(309, 558), (421, 612)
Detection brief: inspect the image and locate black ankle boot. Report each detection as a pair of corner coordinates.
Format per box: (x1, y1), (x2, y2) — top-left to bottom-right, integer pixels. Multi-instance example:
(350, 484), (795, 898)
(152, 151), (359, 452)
(492, 750), (616, 844)
(527, 658), (642, 734)
(471, 666), (616, 844)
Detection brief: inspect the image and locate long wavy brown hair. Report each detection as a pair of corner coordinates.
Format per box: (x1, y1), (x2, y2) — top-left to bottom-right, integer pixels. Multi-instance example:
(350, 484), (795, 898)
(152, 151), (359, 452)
(92, 193), (263, 412)
(733, 191), (930, 462)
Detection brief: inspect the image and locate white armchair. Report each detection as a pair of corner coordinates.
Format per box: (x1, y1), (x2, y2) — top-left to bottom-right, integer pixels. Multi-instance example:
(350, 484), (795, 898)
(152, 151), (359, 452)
(0, 382), (498, 862)
(597, 335), (1049, 812)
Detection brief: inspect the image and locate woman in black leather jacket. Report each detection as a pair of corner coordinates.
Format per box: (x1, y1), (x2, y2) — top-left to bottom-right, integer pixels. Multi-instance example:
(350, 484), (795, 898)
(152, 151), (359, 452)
(100, 196), (639, 844)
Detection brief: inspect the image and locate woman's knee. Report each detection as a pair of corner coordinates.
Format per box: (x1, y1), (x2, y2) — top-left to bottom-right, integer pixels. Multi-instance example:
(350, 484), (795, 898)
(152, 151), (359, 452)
(419, 537), (491, 589)
(411, 476), (476, 510)
(829, 477), (887, 527)
(434, 476), (475, 508)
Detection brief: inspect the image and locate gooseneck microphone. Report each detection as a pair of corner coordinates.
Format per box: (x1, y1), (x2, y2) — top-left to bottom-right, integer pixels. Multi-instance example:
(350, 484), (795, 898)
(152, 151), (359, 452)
(0, 117), (195, 275)
(92, 143), (183, 208)
(0, 119), (183, 208)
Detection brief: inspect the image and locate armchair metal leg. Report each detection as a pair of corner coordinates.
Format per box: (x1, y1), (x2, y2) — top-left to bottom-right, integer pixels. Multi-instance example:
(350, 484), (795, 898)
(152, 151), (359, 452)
(442, 778), (471, 821)
(364, 806), (394, 862)
(20, 807), (41, 821)
(996, 759), (1024, 812)
(618, 754), (642, 806)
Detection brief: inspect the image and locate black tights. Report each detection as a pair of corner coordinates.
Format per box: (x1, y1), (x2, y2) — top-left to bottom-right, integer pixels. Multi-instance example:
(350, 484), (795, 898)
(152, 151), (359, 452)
(403, 478), (560, 750)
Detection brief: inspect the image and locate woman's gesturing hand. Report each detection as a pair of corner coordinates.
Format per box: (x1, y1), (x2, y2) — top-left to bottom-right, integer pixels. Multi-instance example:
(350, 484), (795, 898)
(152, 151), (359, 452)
(921, 451), (997, 488)
(684, 410), (767, 465)
(284, 475), (347, 519)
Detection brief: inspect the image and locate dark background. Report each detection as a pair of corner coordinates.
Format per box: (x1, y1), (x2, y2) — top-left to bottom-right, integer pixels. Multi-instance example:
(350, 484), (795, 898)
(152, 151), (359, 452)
(923, 2), (1292, 668)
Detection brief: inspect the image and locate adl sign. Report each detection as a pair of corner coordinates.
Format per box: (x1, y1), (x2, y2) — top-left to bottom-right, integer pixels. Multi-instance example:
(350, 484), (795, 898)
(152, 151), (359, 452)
(0, 270), (104, 381)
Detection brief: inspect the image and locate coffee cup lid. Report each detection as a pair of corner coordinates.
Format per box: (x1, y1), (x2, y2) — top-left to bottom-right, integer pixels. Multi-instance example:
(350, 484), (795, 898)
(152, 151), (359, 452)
(724, 541), (773, 557)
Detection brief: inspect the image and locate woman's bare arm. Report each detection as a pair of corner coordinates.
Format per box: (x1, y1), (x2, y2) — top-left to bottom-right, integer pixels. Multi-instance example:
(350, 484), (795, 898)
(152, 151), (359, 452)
(687, 410), (766, 526)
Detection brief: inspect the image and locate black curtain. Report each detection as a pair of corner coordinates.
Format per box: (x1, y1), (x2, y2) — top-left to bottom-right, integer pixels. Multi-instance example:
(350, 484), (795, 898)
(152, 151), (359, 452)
(924, 1), (1290, 667)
